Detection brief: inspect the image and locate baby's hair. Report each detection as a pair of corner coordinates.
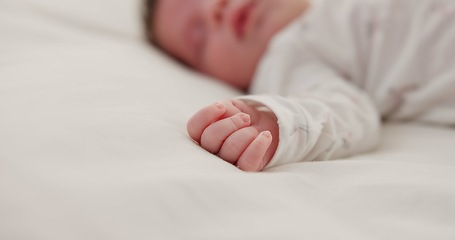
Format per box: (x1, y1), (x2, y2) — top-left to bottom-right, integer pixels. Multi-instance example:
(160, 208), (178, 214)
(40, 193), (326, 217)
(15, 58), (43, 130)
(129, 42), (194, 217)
(142, 0), (188, 66)
(142, 0), (159, 45)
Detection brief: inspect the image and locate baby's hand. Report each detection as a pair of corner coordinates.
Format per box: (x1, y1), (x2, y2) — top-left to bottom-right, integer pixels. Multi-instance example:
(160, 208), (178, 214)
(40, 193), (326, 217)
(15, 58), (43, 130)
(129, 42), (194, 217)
(187, 99), (279, 172)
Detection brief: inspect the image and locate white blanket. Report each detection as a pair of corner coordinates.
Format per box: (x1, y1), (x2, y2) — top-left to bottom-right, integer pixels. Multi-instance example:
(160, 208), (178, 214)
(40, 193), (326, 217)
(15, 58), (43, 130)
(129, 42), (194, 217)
(1, 0), (455, 239)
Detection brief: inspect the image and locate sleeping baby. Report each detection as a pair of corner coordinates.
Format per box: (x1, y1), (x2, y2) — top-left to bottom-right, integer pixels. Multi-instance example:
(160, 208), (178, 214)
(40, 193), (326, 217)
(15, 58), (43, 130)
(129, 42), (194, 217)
(143, 0), (455, 171)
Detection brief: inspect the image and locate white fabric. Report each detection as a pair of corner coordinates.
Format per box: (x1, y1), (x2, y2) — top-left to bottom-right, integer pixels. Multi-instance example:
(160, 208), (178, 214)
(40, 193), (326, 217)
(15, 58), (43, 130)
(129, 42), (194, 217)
(1, 0), (455, 239)
(247, 0), (455, 168)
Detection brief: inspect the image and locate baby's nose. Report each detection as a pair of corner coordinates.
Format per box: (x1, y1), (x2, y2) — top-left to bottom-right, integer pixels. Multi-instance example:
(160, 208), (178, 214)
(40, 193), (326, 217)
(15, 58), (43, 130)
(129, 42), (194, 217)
(205, 0), (229, 28)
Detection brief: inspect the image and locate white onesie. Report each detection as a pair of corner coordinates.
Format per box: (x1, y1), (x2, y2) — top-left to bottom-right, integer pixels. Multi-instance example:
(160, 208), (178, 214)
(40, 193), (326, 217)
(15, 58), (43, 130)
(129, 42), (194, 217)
(241, 0), (455, 168)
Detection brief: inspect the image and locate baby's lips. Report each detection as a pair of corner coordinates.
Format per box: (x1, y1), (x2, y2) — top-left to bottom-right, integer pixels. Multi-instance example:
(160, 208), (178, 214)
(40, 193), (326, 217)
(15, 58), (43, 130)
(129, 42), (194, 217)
(230, 1), (255, 39)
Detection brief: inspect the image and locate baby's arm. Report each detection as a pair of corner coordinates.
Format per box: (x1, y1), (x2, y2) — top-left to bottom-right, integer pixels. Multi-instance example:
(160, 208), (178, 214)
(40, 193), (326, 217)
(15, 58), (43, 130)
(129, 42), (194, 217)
(242, 76), (381, 168)
(187, 99), (279, 172)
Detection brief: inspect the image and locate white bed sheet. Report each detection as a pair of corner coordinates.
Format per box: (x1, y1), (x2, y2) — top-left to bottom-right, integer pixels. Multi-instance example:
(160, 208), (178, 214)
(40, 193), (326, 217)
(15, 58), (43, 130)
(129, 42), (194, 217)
(1, 0), (455, 239)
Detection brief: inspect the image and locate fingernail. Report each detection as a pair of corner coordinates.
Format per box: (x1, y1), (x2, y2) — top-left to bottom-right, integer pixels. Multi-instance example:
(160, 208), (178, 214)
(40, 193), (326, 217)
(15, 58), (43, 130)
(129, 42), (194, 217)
(240, 113), (250, 123)
(215, 103), (225, 110)
(261, 131), (272, 138)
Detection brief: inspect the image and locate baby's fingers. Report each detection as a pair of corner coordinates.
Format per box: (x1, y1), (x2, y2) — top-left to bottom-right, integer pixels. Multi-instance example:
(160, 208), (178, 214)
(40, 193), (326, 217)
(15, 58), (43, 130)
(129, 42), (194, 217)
(217, 126), (260, 164)
(237, 131), (273, 172)
(201, 113), (251, 154)
(187, 103), (226, 142)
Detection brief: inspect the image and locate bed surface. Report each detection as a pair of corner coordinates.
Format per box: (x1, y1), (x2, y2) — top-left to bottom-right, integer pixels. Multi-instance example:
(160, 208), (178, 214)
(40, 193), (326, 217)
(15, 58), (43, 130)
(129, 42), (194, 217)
(1, 0), (455, 239)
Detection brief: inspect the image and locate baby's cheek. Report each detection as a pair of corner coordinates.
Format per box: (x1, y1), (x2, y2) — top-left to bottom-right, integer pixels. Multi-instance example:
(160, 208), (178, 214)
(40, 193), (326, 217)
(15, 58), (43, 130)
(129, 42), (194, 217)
(203, 39), (258, 89)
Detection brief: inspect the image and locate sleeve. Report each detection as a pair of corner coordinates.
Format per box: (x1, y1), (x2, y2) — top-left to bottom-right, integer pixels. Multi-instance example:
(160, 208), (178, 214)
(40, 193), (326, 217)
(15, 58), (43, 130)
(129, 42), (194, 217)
(239, 64), (381, 169)
(238, 0), (382, 169)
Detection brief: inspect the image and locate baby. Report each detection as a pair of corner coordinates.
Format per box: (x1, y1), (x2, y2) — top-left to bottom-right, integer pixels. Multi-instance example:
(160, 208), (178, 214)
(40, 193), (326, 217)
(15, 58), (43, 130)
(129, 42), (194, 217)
(143, 0), (455, 171)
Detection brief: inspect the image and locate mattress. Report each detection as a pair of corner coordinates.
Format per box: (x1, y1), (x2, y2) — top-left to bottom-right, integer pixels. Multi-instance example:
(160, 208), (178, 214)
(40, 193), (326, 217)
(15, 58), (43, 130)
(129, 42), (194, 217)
(1, 0), (455, 239)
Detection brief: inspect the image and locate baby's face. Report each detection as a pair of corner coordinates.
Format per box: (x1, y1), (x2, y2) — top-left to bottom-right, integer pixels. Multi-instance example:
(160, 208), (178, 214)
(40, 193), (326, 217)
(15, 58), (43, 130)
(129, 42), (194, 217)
(154, 0), (306, 90)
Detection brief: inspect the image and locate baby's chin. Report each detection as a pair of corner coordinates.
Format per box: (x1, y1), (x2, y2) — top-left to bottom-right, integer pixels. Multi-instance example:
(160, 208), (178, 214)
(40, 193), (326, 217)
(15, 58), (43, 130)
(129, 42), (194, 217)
(218, 66), (257, 91)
